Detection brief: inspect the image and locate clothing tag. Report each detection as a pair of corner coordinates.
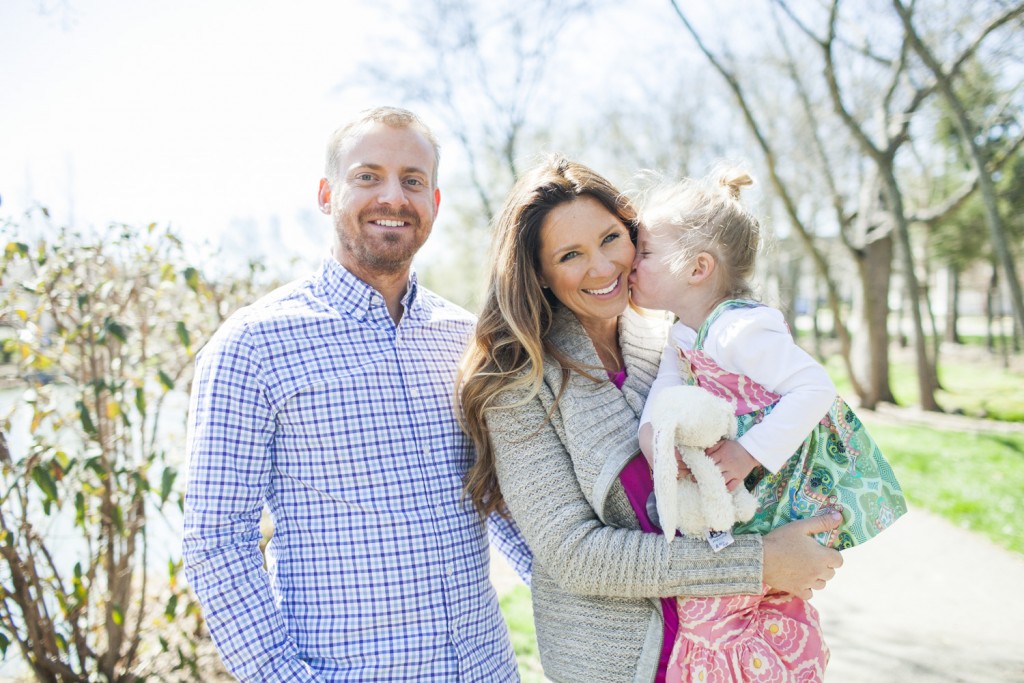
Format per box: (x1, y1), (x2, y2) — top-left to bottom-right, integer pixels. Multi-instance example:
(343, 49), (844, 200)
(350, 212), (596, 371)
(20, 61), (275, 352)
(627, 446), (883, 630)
(705, 529), (735, 552)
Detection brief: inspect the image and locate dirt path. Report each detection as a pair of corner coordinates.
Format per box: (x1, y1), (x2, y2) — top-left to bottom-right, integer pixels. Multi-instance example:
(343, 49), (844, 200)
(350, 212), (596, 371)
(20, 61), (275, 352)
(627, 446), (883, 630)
(814, 506), (1024, 682)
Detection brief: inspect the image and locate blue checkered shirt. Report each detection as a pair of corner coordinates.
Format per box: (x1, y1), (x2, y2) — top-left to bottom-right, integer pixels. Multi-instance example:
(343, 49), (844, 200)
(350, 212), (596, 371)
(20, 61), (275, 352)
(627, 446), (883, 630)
(183, 258), (531, 681)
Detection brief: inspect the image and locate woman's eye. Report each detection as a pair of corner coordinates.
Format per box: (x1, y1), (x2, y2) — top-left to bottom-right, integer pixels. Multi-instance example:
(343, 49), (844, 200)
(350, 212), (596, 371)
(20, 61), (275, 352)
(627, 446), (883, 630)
(603, 232), (620, 244)
(559, 251), (578, 263)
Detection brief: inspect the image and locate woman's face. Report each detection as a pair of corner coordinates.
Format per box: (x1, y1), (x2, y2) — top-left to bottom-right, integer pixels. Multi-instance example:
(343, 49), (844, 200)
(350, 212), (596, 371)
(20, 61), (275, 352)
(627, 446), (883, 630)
(536, 196), (635, 327)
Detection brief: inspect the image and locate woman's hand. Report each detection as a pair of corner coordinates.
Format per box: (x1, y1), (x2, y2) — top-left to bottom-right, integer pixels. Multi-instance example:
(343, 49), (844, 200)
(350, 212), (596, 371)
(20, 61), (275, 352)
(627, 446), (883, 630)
(762, 513), (844, 599)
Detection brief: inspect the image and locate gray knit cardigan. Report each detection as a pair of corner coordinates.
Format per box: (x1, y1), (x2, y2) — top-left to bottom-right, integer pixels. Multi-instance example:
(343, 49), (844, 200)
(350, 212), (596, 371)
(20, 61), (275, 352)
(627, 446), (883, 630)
(487, 306), (764, 683)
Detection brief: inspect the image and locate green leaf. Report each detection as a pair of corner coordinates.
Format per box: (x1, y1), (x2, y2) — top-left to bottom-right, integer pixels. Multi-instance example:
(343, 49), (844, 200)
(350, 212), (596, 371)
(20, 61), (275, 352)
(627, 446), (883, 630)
(4, 242), (29, 258)
(75, 492), (86, 526)
(183, 267), (201, 293)
(135, 387), (147, 415)
(175, 321), (191, 352)
(157, 370), (174, 392)
(31, 465), (58, 503)
(160, 467), (177, 504)
(112, 504), (124, 533)
(105, 317), (128, 343)
(164, 593), (178, 620)
(76, 400), (97, 436)
(112, 604), (124, 626)
(0, 632), (9, 656)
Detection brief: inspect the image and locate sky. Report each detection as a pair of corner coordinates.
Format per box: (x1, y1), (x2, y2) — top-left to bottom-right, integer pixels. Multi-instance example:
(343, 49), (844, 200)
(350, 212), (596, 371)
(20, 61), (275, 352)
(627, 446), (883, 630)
(0, 1), (413, 272)
(0, 0), (731, 277)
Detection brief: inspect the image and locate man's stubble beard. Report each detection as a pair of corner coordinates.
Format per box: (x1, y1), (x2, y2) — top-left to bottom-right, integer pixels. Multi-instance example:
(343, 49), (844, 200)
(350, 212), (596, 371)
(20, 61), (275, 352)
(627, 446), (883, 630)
(334, 209), (428, 276)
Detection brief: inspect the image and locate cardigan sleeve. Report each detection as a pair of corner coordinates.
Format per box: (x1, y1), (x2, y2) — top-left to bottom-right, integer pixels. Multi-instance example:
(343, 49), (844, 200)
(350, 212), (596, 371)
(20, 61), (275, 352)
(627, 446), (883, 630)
(487, 385), (763, 600)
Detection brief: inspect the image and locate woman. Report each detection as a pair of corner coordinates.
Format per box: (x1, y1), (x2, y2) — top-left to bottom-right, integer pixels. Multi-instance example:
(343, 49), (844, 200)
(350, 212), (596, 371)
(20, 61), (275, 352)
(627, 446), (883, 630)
(458, 156), (841, 682)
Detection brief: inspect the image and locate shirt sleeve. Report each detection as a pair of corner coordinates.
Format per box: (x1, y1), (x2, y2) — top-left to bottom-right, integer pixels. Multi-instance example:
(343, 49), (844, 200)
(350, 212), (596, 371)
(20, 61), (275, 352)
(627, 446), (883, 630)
(705, 307), (836, 473)
(487, 512), (533, 587)
(487, 386), (762, 600)
(181, 322), (325, 682)
(638, 322), (693, 429)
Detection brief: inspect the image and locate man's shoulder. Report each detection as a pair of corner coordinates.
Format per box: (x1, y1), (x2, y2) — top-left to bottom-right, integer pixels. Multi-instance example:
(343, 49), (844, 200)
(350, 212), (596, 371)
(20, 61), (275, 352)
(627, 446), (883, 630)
(202, 276), (318, 352)
(415, 286), (477, 329)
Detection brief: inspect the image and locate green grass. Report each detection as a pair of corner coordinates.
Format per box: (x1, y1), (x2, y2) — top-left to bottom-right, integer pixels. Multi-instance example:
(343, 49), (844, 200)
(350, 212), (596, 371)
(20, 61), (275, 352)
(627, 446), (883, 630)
(827, 354), (1024, 422)
(869, 422), (1024, 554)
(499, 585), (545, 682)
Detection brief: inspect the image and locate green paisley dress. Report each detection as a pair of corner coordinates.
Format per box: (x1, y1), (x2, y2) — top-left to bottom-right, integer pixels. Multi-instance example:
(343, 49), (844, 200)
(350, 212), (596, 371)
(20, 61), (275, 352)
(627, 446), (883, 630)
(681, 300), (907, 549)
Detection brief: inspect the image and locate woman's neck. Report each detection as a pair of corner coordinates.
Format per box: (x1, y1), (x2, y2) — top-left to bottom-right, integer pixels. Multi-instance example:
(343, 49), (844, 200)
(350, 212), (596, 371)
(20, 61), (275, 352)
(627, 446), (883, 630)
(579, 316), (623, 373)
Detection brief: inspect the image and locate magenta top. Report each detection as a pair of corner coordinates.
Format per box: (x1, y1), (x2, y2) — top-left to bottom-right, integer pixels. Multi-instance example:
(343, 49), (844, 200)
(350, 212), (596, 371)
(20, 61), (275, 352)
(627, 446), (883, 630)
(608, 369), (677, 682)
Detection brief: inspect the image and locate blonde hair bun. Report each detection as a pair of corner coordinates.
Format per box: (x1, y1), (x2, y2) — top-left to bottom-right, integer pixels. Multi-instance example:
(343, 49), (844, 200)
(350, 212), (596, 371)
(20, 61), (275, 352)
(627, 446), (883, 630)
(717, 168), (754, 200)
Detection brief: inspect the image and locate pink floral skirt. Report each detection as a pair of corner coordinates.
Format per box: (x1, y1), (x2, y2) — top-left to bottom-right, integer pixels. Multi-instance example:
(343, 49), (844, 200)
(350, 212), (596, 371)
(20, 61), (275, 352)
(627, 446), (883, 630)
(666, 586), (827, 682)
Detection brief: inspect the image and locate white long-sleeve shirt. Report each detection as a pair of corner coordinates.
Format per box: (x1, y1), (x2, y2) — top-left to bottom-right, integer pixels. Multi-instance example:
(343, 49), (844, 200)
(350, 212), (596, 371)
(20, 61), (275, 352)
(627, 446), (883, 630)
(640, 305), (836, 473)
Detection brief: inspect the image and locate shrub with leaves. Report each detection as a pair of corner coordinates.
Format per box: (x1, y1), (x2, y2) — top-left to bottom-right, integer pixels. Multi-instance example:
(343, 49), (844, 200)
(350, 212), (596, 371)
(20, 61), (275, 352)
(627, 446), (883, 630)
(0, 214), (273, 681)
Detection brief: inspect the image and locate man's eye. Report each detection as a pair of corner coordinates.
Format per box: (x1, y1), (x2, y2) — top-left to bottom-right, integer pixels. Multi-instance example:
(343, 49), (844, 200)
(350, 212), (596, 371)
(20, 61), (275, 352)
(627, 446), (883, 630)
(356, 173), (375, 181)
(405, 178), (424, 187)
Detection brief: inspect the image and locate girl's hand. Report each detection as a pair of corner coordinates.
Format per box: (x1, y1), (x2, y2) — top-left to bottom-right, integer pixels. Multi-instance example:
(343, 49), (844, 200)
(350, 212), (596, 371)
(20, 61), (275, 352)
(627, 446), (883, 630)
(674, 448), (694, 481)
(706, 439), (758, 491)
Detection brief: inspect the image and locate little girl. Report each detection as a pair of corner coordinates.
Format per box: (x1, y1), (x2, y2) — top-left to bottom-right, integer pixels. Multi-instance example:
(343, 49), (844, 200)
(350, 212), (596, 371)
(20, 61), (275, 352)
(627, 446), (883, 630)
(630, 167), (907, 682)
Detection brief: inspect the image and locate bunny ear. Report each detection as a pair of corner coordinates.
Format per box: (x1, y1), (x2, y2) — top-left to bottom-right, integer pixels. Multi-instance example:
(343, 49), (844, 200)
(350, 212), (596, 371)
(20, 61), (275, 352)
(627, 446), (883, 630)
(651, 419), (679, 544)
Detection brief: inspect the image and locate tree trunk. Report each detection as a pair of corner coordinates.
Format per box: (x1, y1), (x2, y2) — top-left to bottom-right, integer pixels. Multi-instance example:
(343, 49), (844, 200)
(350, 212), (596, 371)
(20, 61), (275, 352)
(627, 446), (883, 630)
(851, 234), (896, 408)
(921, 272), (944, 390)
(987, 264), (998, 352)
(882, 168), (940, 410)
(945, 266), (961, 344)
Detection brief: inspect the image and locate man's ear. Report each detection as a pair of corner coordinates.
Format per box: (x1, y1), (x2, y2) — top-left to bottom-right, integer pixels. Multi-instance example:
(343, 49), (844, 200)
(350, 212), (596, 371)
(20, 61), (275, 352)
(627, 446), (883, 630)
(434, 187), (441, 212)
(690, 252), (716, 284)
(318, 179), (332, 215)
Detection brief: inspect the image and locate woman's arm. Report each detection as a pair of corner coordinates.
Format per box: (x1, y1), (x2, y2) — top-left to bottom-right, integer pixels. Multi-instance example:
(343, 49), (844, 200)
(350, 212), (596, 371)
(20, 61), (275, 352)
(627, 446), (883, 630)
(487, 387), (763, 600)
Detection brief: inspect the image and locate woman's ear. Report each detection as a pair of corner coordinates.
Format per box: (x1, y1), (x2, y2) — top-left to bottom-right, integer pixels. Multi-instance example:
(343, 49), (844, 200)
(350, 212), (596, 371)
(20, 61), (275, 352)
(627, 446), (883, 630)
(689, 252), (716, 284)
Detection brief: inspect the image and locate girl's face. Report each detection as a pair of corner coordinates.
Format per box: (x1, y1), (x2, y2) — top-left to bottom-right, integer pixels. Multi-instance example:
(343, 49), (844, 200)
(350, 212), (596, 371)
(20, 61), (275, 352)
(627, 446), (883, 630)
(536, 196), (635, 328)
(629, 224), (688, 313)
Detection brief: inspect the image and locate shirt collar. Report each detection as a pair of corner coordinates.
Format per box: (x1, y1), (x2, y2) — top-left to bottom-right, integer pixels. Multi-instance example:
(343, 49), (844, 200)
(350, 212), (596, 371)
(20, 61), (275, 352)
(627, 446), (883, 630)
(314, 257), (423, 323)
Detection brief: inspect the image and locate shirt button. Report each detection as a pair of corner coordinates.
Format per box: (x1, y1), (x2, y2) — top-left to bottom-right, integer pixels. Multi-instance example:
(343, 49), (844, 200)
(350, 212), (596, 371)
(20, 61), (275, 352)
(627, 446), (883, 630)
(409, 387), (419, 397)
(446, 565), (454, 578)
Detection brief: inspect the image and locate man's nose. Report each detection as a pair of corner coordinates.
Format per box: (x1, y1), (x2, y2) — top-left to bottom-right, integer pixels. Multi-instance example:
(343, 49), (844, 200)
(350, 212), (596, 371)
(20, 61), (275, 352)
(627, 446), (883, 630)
(377, 177), (408, 206)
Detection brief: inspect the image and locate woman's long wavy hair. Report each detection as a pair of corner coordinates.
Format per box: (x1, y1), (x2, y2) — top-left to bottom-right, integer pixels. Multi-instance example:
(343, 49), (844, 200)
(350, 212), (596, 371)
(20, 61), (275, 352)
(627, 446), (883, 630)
(458, 155), (639, 518)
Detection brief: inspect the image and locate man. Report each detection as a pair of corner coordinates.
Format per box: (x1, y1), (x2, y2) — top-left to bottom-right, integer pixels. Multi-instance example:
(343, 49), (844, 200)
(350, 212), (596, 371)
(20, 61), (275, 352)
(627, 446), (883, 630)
(183, 107), (531, 681)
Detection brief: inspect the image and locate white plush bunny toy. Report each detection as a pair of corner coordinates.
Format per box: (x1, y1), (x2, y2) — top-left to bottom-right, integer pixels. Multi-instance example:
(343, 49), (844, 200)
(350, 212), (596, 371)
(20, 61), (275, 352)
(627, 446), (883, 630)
(647, 384), (759, 544)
